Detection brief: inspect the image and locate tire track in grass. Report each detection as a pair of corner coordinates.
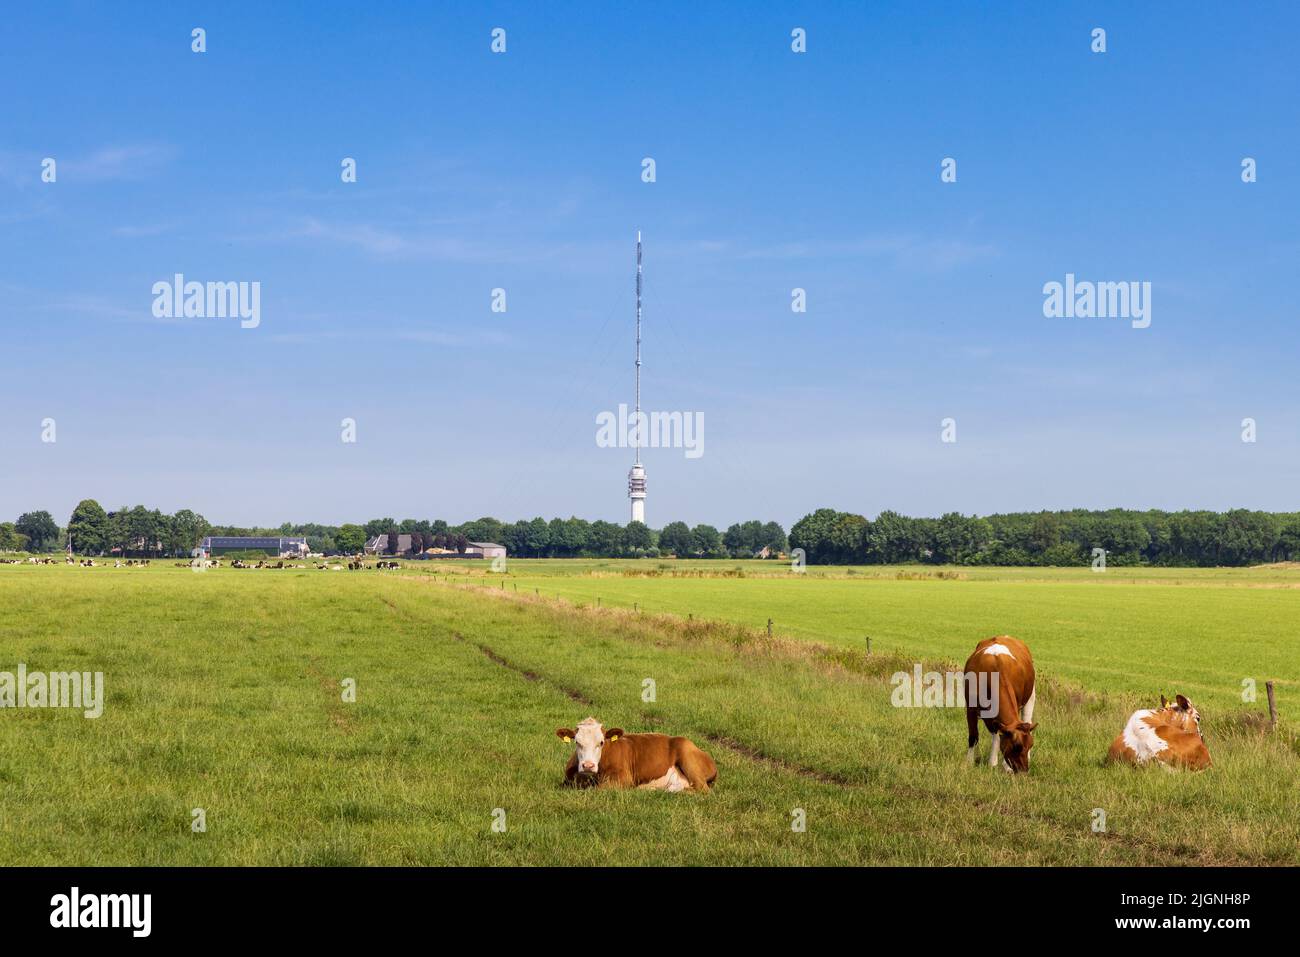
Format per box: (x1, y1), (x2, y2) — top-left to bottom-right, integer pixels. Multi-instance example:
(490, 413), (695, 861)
(457, 634), (592, 706)
(451, 631), (856, 787)
(697, 733), (861, 786)
(304, 657), (356, 734)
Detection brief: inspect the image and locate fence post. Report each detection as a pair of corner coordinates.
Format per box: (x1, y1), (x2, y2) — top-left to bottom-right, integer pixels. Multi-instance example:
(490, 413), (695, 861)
(866, 636), (872, 656)
(1266, 680), (1278, 730)
(767, 618), (773, 638)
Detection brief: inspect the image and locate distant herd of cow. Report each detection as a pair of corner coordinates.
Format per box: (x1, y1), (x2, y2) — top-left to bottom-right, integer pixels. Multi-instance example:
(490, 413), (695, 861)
(1, 556), (408, 571)
(0, 557), (409, 571)
(0, 557), (155, 567)
(183, 559), (403, 570)
(556, 633), (1212, 793)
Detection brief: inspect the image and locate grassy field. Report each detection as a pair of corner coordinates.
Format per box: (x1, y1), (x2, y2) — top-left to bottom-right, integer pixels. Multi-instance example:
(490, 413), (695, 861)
(439, 559), (1300, 714)
(0, 560), (1296, 866)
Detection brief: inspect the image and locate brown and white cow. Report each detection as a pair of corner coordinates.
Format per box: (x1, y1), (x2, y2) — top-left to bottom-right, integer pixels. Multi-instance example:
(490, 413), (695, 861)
(1106, 693), (1211, 770)
(964, 635), (1037, 773)
(556, 717), (718, 792)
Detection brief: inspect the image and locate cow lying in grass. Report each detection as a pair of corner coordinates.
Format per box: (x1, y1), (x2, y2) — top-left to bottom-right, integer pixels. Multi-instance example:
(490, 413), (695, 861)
(556, 717), (718, 792)
(1107, 693), (1211, 770)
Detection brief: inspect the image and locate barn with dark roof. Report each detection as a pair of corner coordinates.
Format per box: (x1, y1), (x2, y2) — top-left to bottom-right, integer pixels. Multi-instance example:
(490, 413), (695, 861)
(200, 536), (308, 557)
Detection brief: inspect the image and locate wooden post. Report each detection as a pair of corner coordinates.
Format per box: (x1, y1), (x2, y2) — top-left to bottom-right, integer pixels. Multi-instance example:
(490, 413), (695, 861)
(1266, 680), (1278, 730)
(866, 636), (871, 656)
(767, 618), (773, 637)
(597, 597), (601, 607)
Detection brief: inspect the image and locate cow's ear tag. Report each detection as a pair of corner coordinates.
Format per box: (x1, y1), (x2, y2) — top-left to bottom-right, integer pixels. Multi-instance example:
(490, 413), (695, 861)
(562, 736), (571, 742)
(609, 735), (618, 741)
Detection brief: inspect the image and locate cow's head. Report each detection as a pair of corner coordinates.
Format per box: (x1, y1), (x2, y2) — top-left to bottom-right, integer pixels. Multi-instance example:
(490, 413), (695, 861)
(999, 721), (1037, 773)
(556, 717), (623, 776)
(1158, 693), (1203, 737)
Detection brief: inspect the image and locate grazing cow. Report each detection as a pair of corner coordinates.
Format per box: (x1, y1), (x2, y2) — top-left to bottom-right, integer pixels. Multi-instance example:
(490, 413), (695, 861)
(1106, 694), (1211, 770)
(964, 635), (1037, 773)
(556, 717), (717, 793)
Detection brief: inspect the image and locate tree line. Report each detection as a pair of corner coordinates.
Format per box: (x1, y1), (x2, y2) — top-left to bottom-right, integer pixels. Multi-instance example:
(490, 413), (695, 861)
(14, 499), (1297, 566)
(789, 507), (1300, 567)
(353, 516), (787, 559)
(0, 500), (789, 560)
(1, 503), (211, 557)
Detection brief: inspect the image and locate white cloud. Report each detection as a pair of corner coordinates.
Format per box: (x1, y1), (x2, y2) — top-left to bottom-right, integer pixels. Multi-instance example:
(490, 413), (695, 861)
(658, 234), (1000, 272)
(62, 144), (178, 182)
(112, 223), (173, 238)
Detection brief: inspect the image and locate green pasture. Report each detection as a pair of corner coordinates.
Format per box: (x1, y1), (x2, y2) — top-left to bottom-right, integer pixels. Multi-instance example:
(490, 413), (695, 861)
(432, 559), (1300, 714)
(0, 561), (1295, 865)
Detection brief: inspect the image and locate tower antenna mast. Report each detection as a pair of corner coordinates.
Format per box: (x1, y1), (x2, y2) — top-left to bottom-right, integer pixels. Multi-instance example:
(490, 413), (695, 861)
(635, 230), (642, 466)
(628, 231), (647, 524)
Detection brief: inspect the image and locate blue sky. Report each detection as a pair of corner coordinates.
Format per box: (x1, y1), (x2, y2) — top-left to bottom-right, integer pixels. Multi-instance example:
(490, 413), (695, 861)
(2, 1), (1298, 529)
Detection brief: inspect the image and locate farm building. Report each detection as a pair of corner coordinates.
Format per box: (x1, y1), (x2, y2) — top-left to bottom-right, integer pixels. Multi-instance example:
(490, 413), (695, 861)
(365, 533), (414, 555)
(364, 535), (506, 559)
(200, 536), (309, 557)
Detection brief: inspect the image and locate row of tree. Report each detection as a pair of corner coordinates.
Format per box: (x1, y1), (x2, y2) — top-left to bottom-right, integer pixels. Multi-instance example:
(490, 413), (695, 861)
(64, 501), (211, 557)
(26, 500), (1299, 566)
(789, 508), (1300, 567)
(0, 500), (789, 560)
(354, 516), (788, 559)
(0, 505), (210, 557)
